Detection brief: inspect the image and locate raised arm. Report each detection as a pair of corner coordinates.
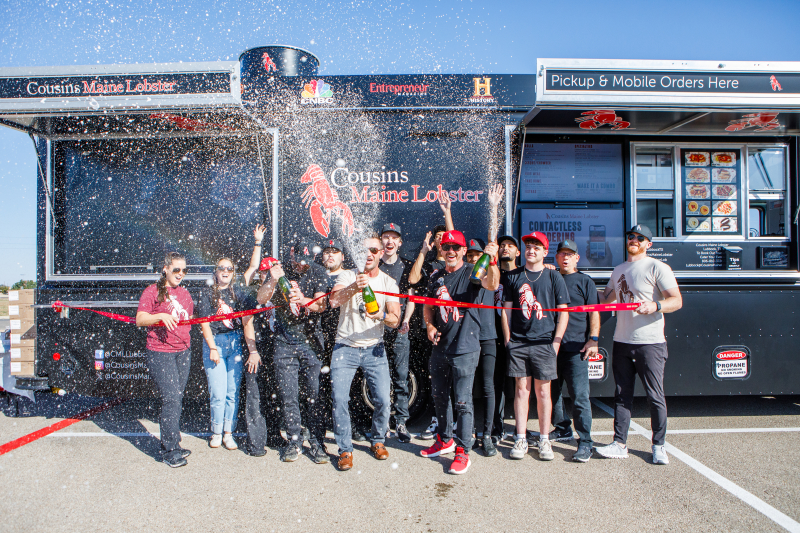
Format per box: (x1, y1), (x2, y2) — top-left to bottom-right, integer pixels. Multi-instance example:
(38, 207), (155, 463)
(481, 242), (500, 291)
(256, 263), (284, 305)
(408, 232), (432, 286)
(438, 191), (454, 231)
(243, 224), (266, 286)
(487, 183), (504, 243)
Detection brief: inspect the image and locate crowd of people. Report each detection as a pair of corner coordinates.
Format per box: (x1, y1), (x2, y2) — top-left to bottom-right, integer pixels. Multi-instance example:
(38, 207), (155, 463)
(135, 187), (682, 473)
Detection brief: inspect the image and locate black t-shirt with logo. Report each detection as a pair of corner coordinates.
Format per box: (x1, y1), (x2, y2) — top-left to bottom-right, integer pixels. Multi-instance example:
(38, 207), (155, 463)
(502, 267), (570, 344)
(269, 262), (328, 347)
(559, 271), (599, 351)
(426, 262), (485, 355)
(379, 256), (413, 321)
(197, 284), (253, 336)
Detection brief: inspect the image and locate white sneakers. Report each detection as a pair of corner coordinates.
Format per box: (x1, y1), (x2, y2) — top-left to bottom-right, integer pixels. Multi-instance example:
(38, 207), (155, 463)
(652, 444), (669, 465)
(595, 441), (629, 459)
(509, 438), (528, 459)
(209, 433), (238, 450)
(538, 439), (554, 461)
(209, 433), (222, 448)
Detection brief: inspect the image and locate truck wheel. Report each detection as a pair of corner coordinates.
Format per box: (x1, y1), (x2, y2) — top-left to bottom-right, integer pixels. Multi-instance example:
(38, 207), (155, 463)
(360, 368), (428, 423)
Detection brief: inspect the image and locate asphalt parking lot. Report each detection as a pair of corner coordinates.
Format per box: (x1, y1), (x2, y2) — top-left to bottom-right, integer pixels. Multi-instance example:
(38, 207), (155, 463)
(1, 393), (799, 533)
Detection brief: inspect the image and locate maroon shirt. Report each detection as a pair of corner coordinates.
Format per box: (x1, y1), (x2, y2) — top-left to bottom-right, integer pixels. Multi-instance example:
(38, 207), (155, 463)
(137, 284), (194, 352)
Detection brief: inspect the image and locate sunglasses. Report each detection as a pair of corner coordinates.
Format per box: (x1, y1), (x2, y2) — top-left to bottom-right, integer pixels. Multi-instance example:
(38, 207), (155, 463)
(627, 234), (647, 242)
(216, 266), (234, 272)
(441, 244), (462, 251)
(171, 267), (188, 274)
(366, 247), (383, 255)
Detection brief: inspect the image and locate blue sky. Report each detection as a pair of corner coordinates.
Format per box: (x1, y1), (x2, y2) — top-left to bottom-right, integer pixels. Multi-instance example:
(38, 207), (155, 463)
(1, 0), (800, 283)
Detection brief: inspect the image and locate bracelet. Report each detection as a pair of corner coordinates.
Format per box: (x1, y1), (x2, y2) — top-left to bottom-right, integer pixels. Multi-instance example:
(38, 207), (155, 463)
(383, 311), (387, 322)
(209, 346), (218, 351)
(254, 242), (262, 246)
(656, 301), (662, 312)
(490, 258), (497, 266)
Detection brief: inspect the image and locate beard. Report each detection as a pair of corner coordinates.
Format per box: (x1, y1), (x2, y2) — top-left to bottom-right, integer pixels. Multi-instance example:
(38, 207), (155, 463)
(627, 242), (647, 257)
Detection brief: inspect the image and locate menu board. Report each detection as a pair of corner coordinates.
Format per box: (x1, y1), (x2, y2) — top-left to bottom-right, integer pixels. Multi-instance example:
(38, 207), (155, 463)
(520, 143), (623, 202)
(681, 148), (741, 236)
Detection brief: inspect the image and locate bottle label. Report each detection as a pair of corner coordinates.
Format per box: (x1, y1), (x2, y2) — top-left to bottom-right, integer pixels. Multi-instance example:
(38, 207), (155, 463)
(365, 300), (380, 314)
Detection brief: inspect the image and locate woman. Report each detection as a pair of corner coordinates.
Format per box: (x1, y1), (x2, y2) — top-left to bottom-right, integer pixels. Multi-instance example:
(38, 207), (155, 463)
(136, 252), (195, 468)
(198, 257), (258, 450)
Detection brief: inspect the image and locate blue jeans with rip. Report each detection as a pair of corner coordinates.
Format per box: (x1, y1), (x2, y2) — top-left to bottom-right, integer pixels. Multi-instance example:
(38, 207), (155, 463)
(330, 343), (390, 455)
(202, 330), (244, 434)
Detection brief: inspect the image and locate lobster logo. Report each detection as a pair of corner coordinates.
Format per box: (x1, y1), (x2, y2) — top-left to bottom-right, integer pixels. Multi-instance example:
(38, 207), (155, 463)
(495, 283), (504, 316)
(289, 280), (303, 317)
(217, 299), (234, 329)
(576, 109), (630, 130)
(770, 75), (782, 92)
(436, 285), (461, 323)
(725, 113), (781, 132)
(519, 283), (542, 320)
(616, 274), (636, 303)
(300, 164), (355, 238)
(262, 53), (278, 73)
(167, 295), (190, 321)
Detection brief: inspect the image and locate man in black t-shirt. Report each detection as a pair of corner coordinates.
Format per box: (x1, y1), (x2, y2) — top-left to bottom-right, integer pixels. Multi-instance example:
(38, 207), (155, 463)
(550, 239), (599, 463)
(419, 230), (499, 475)
(502, 232), (569, 462)
(257, 241), (328, 464)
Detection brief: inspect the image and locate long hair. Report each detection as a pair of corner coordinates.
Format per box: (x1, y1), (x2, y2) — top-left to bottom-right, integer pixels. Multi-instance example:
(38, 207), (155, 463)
(157, 251), (186, 303)
(211, 257), (237, 307)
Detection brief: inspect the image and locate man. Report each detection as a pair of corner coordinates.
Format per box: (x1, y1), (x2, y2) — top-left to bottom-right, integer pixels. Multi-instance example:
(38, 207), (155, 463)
(502, 232), (569, 462)
(328, 235), (401, 471)
(550, 239), (600, 463)
(257, 242), (328, 464)
(319, 239), (348, 435)
(420, 230), (499, 475)
(378, 223), (416, 443)
(595, 225), (682, 465)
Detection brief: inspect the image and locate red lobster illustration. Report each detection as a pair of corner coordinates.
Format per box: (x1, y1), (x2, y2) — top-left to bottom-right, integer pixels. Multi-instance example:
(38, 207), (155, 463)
(436, 285), (461, 323)
(519, 283), (543, 320)
(770, 75), (782, 92)
(725, 113), (781, 132)
(262, 52), (278, 73)
(288, 280), (303, 317)
(300, 164), (355, 238)
(575, 109), (630, 130)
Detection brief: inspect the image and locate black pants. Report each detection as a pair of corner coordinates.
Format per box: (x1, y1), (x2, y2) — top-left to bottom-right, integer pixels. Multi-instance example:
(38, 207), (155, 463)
(551, 349), (593, 446)
(244, 339), (282, 452)
(384, 328), (411, 425)
(430, 348), (480, 451)
(274, 341), (324, 442)
(492, 339), (508, 437)
(473, 339), (497, 435)
(612, 342), (669, 446)
(146, 349), (191, 456)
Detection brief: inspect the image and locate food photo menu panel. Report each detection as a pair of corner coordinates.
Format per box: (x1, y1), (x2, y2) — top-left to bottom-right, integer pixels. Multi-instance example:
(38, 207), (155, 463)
(681, 148), (741, 236)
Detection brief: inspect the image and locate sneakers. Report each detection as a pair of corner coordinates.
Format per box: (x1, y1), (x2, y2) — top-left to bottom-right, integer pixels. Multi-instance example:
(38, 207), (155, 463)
(448, 447), (471, 475)
(482, 435), (497, 457)
(509, 438), (528, 460)
(222, 434), (238, 450)
(420, 434), (456, 458)
(209, 434), (222, 448)
(177, 447), (191, 459)
(351, 427), (368, 442)
(572, 445), (592, 463)
(162, 451), (188, 468)
(395, 424), (412, 443)
(280, 443), (300, 462)
(652, 444), (669, 465)
(549, 426), (574, 443)
(308, 440), (330, 464)
(537, 439), (555, 461)
(419, 417), (438, 440)
(595, 441), (629, 459)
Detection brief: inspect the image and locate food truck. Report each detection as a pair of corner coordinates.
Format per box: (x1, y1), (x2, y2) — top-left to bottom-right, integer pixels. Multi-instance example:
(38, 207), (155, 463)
(0, 49), (797, 405)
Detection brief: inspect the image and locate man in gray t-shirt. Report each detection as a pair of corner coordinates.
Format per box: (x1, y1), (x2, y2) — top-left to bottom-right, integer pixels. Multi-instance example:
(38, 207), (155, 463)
(595, 224), (682, 465)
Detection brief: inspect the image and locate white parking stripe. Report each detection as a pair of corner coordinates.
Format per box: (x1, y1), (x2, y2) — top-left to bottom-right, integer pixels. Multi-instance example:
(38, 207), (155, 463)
(47, 432), (248, 438)
(591, 399), (800, 533)
(666, 427), (800, 434)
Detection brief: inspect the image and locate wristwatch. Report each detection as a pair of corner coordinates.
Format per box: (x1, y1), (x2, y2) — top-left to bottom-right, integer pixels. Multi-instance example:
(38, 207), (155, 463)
(590, 336), (599, 342)
(656, 301), (662, 312)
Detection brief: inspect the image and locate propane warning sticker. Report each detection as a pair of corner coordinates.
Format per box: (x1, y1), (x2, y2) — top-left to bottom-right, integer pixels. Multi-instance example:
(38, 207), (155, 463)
(715, 360), (748, 378)
(712, 345), (751, 381)
(587, 348), (608, 381)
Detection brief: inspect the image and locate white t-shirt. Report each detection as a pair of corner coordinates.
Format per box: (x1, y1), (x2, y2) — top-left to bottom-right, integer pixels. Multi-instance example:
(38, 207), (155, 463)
(609, 256), (678, 344)
(334, 269), (400, 348)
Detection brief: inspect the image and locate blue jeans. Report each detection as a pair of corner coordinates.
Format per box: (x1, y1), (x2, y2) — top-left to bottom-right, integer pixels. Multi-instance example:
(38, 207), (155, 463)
(202, 330), (244, 434)
(331, 343), (390, 455)
(551, 348), (593, 446)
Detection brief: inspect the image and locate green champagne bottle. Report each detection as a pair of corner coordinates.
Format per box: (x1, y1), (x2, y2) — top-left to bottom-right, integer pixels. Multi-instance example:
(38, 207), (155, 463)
(264, 257), (292, 303)
(470, 253), (492, 285)
(362, 283), (380, 315)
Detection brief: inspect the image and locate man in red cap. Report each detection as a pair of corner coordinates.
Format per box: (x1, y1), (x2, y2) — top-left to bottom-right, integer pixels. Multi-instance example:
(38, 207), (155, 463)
(420, 230), (499, 474)
(501, 232), (569, 462)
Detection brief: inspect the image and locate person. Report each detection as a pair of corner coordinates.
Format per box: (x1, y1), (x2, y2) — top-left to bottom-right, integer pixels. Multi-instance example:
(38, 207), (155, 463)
(135, 252), (195, 468)
(256, 242), (328, 464)
(595, 224), (682, 465)
(378, 222), (416, 443)
(492, 234), (520, 443)
(197, 257), (258, 450)
(420, 230), (499, 475)
(501, 232), (569, 462)
(328, 234), (401, 471)
(549, 239), (599, 463)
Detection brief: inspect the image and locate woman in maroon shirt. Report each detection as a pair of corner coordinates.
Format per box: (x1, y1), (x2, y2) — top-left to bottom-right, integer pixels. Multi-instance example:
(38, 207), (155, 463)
(136, 252), (195, 468)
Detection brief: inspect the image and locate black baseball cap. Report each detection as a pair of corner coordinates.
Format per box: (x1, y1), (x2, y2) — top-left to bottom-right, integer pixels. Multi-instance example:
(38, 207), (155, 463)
(556, 239), (579, 254)
(497, 235), (520, 249)
(321, 238), (344, 253)
(290, 241), (319, 263)
(380, 223), (402, 237)
(467, 237), (485, 253)
(627, 224), (653, 241)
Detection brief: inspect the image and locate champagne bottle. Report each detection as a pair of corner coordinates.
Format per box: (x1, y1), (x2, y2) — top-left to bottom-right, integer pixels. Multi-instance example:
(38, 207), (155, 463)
(362, 283), (380, 315)
(470, 253), (492, 285)
(263, 257), (292, 303)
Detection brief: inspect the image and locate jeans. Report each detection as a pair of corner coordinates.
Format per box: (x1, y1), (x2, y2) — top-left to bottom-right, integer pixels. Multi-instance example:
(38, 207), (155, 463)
(551, 349), (593, 446)
(244, 338), (282, 452)
(273, 341), (324, 443)
(384, 328), (411, 425)
(202, 330), (244, 434)
(473, 340), (497, 435)
(430, 348), (480, 451)
(146, 349), (191, 456)
(330, 343), (390, 455)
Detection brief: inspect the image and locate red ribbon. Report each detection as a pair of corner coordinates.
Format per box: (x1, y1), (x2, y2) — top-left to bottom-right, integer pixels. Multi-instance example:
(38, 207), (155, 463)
(374, 291), (640, 313)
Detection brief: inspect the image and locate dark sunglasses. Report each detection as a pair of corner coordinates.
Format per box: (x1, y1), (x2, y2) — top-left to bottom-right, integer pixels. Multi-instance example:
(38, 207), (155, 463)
(216, 266), (235, 272)
(366, 247), (383, 255)
(627, 234), (647, 242)
(171, 267), (188, 274)
(441, 244), (462, 251)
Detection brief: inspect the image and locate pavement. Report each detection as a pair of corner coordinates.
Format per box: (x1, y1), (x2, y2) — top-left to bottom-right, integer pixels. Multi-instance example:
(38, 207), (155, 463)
(1, 394), (799, 533)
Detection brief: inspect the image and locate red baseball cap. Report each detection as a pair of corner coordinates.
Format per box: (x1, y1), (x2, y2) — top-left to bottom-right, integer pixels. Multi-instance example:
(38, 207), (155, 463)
(521, 231), (549, 250)
(440, 230), (467, 247)
(258, 257), (279, 271)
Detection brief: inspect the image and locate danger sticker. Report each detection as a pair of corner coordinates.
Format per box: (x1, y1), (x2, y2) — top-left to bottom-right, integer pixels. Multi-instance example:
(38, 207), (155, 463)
(587, 348), (608, 381)
(712, 345), (751, 381)
(715, 360), (748, 378)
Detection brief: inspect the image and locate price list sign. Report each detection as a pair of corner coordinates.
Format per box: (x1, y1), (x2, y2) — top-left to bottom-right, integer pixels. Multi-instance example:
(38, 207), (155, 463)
(681, 148), (741, 236)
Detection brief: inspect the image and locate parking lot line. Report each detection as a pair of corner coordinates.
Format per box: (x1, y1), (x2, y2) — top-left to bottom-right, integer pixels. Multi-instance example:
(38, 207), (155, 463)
(591, 399), (800, 533)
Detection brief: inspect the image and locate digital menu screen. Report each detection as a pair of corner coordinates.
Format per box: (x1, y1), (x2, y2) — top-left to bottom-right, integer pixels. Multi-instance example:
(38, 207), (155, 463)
(681, 148), (741, 236)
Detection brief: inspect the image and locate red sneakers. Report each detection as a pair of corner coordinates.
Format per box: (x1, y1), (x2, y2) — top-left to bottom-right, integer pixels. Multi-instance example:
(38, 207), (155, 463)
(448, 447), (471, 474)
(420, 435), (455, 458)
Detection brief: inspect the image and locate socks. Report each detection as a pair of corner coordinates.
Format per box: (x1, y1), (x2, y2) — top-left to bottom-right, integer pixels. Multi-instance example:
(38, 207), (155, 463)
(540, 434), (550, 442)
(515, 433), (526, 441)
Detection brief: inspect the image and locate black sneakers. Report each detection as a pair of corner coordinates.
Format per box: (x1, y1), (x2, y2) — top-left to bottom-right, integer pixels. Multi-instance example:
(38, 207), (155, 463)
(419, 417), (438, 440)
(573, 445), (593, 463)
(162, 451), (188, 468)
(308, 440), (330, 464)
(395, 424), (412, 443)
(281, 443), (300, 462)
(177, 447), (191, 459)
(549, 426), (575, 443)
(482, 435), (498, 457)
(351, 427), (368, 442)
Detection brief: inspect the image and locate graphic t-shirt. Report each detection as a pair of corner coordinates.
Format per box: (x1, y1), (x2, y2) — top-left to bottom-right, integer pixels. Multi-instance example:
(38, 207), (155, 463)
(379, 256), (412, 325)
(502, 267), (570, 344)
(268, 262), (328, 347)
(335, 269), (400, 348)
(137, 284), (194, 352)
(197, 284), (252, 335)
(426, 262), (485, 355)
(558, 271), (599, 351)
(609, 257), (678, 344)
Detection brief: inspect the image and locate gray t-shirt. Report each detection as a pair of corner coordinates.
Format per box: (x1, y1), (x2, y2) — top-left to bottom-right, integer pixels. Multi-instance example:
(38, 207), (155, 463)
(609, 256), (678, 344)
(334, 269), (400, 348)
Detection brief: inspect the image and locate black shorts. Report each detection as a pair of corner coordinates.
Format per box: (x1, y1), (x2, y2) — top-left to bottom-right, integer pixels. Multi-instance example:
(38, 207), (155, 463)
(506, 342), (557, 381)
